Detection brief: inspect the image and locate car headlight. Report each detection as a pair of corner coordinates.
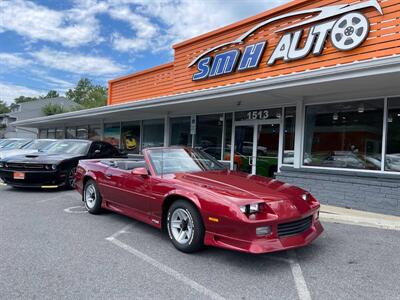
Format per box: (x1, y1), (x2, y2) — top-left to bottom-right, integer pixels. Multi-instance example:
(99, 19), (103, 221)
(51, 164), (57, 170)
(240, 203), (262, 214)
(302, 193), (309, 201)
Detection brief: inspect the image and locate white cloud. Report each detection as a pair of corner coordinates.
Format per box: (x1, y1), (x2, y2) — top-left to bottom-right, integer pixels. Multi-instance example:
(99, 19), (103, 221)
(32, 48), (125, 76)
(0, 53), (31, 69)
(0, 82), (44, 104)
(0, 0), (102, 47)
(105, 0), (290, 52)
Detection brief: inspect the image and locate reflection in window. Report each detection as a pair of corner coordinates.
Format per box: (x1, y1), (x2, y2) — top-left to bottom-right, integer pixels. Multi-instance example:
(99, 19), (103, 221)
(194, 114), (223, 159)
(223, 113), (232, 161)
(103, 123), (120, 148)
(304, 100), (384, 170)
(170, 117), (191, 146)
(56, 128), (65, 139)
(39, 129), (47, 139)
(66, 127), (76, 139)
(47, 128), (56, 139)
(89, 125), (101, 141)
(77, 126), (89, 139)
(386, 98), (400, 172)
(143, 119), (164, 149)
(121, 121), (141, 154)
(283, 107), (296, 165)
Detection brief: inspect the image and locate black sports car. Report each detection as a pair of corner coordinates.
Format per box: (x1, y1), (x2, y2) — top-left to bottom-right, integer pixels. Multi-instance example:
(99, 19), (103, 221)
(0, 139), (126, 189)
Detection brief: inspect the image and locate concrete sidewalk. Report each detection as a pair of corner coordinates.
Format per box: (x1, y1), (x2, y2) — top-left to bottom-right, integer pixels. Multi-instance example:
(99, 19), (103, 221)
(320, 204), (400, 231)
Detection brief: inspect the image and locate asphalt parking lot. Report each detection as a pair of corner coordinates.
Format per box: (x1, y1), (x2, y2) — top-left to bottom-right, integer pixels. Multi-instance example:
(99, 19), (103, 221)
(1, 185), (399, 300)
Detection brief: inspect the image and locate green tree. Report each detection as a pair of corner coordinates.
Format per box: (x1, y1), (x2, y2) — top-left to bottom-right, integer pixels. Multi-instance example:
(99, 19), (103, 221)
(0, 100), (10, 114)
(42, 103), (67, 116)
(66, 78), (107, 109)
(14, 95), (38, 104)
(41, 90), (59, 99)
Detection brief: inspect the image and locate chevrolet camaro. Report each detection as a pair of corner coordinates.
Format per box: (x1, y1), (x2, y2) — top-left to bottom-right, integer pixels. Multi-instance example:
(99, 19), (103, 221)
(75, 147), (323, 254)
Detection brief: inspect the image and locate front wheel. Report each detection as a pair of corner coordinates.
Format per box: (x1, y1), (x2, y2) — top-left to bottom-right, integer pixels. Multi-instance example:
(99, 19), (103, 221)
(167, 200), (205, 253)
(84, 180), (102, 214)
(65, 166), (77, 189)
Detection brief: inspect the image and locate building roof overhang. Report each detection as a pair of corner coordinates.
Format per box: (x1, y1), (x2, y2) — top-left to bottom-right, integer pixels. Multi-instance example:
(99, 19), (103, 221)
(13, 55), (400, 128)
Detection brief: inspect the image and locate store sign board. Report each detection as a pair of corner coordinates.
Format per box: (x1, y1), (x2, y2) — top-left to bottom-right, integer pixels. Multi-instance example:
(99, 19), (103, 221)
(190, 0), (383, 81)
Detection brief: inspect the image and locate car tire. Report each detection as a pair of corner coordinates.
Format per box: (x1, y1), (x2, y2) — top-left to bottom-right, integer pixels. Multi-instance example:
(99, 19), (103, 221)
(65, 166), (77, 189)
(84, 179), (102, 214)
(167, 199), (205, 253)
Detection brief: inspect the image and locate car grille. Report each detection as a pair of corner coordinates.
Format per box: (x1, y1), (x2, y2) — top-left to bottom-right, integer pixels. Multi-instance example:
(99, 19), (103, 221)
(5, 163), (46, 170)
(278, 216), (313, 237)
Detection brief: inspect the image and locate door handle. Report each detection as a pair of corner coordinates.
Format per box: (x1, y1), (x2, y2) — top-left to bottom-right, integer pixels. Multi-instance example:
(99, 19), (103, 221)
(248, 156), (253, 166)
(105, 173), (112, 178)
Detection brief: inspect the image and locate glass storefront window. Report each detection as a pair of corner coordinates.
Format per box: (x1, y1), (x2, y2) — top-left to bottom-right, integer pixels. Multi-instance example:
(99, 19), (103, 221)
(223, 113), (232, 161)
(47, 128), (56, 139)
(89, 125), (101, 141)
(39, 129), (47, 139)
(66, 127), (76, 139)
(121, 121), (141, 154)
(143, 119), (164, 149)
(77, 126), (89, 139)
(194, 114), (223, 159)
(283, 107), (296, 165)
(304, 99), (384, 170)
(170, 117), (191, 146)
(386, 98), (400, 172)
(55, 128), (65, 139)
(103, 123), (121, 148)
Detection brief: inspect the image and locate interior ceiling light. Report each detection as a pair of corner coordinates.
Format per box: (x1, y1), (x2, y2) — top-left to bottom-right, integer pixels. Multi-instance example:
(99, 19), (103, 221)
(358, 104), (365, 113)
(333, 113), (339, 121)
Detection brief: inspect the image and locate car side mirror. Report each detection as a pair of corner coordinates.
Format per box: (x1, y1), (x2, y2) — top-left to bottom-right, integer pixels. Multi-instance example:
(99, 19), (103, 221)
(131, 167), (148, 177)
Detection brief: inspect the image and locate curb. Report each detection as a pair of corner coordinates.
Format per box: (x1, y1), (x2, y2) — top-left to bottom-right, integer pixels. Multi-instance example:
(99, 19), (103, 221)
(320, 207), (400, 231)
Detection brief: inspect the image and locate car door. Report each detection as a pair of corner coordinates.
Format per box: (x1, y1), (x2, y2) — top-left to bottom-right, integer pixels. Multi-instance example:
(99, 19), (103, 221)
(119, 161), (154, 221)
(96, 163), (127, 206)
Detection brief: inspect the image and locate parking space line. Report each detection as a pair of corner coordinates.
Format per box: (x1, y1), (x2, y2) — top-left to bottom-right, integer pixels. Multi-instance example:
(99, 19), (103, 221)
(106, 225), (226, 300)
(287, 250), (312, 300)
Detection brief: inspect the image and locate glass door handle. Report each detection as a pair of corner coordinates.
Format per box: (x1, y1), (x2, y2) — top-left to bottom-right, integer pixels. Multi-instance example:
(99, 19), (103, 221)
(248, 156), (253, 166)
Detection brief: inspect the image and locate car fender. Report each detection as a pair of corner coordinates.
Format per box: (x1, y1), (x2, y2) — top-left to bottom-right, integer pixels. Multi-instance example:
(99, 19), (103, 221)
(163, 189), (202, 210)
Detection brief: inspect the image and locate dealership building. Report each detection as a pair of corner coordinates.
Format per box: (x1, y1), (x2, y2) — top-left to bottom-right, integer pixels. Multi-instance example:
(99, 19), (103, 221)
(15, 0), (400, 215)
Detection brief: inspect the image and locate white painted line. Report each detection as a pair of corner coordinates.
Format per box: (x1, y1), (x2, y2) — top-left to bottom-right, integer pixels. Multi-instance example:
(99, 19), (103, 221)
(63, 206), (88, 214)
(106, 226), (225, 300)
(287, 250), (311, 300)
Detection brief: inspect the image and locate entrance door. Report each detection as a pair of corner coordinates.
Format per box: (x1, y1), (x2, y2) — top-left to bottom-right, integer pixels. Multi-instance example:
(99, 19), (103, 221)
(233, 122), (280, 177)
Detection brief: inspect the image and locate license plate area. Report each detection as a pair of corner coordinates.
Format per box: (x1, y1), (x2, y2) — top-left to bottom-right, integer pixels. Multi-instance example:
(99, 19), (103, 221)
(13, 172), (25, 180)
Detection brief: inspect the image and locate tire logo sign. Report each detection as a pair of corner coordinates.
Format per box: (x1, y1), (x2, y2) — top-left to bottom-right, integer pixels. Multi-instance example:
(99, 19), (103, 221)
(190, 0), (383, 81)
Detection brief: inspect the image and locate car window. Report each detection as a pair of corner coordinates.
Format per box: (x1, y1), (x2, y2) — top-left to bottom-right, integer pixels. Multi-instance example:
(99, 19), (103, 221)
(3, 140), (31, 149)
(45, 140), (91, 155)
(90, 142), (117, 157)
(22, 140), (56, 150)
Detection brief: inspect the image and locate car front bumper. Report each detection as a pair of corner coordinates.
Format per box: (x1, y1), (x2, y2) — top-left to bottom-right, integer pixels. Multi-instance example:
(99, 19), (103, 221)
(204, 214), (324, 254)
(0, 169), (67, 188)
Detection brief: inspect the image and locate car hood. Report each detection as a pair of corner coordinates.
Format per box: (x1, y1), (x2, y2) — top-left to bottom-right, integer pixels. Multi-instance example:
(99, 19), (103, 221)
(3, 152), (85, 164)
(0, 149), (38, 159)
(173, 171), (315, 218)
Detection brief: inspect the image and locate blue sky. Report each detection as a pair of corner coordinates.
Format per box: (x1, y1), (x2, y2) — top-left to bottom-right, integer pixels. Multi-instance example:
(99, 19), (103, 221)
(0, 0), (289, 104)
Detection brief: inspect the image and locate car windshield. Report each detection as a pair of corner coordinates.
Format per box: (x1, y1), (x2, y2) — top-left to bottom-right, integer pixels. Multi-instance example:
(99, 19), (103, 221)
(3, 139), (31, 149)
(22, 140), (56, 150)
(147, 148), (226, 175)
(44, 140), (90, 155)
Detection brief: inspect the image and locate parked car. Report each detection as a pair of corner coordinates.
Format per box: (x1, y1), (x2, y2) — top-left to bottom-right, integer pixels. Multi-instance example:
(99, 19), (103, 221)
(0, 139), (57, 160)
(0, 139), (32, 151)
(75, 147), (323, 254)
(0, 140), (126, 189)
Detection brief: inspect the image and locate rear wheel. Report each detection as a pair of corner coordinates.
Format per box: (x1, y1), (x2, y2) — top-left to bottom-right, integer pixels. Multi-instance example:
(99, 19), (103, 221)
(167, 199), (205, 253)
(84, 179), (102, 214)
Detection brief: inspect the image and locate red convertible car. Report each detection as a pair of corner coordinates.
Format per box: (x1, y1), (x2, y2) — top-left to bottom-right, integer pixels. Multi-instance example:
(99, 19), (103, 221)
(75, 147), (323, 254)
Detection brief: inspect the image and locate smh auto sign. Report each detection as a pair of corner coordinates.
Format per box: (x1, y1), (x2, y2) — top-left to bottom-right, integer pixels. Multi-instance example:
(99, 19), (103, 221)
(189, 0), (383, 81)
